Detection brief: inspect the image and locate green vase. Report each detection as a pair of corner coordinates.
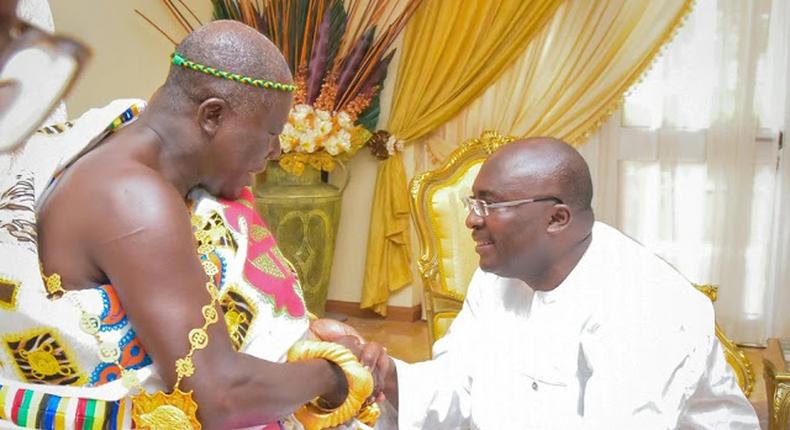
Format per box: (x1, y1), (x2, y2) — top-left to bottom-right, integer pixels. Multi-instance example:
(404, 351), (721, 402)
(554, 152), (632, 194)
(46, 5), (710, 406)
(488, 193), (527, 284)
(254, 160), (348, 316)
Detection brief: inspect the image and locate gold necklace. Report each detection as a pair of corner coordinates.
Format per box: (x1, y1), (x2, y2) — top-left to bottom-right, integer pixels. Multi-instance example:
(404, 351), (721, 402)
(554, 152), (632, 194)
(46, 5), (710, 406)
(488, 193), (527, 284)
(43, 212), (223, 429)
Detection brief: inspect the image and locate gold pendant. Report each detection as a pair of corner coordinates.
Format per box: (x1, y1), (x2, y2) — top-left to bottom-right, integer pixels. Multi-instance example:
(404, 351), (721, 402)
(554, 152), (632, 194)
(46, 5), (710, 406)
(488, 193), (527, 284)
(132, 389), (201, 430)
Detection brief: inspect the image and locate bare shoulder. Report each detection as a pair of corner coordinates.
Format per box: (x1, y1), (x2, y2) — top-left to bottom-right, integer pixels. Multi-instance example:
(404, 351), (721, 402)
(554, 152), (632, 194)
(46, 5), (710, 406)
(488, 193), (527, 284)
(97, 164), (189, 235)
(37, 145), (193, 286)
(48, 155), (187, 235)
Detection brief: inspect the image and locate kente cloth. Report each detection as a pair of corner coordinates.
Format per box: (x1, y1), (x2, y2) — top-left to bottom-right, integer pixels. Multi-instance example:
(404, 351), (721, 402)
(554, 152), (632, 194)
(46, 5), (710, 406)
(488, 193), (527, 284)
(0, 100), (375, 429)
(395, 222), (760, 430)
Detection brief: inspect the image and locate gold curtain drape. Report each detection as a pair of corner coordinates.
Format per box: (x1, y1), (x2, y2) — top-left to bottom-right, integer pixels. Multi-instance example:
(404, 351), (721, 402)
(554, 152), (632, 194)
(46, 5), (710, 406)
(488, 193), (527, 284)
(359, 152), (412, 314)
(386, 0), (563, 142)
(360, 0), (563, 315)
(426, 0), (693, 160)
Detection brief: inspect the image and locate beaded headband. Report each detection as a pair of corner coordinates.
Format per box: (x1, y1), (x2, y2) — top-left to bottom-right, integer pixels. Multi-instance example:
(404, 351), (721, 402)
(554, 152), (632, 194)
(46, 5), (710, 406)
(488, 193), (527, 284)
(171, 52), (297, 93)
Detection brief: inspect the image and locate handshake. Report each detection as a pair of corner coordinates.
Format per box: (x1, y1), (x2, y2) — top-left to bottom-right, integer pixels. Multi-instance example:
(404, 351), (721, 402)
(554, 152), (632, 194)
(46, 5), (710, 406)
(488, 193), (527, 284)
(280, 318), (395, 429)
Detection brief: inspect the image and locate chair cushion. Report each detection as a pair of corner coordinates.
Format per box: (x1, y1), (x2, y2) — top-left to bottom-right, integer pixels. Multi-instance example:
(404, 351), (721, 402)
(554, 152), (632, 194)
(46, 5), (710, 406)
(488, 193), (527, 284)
(429, 162), (482, 297)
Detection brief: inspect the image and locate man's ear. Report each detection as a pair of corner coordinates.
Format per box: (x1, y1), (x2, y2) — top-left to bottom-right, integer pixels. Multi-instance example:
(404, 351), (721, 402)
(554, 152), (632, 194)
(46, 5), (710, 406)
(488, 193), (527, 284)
(547, 204), (572, 234)
(197, 97), (227, 138)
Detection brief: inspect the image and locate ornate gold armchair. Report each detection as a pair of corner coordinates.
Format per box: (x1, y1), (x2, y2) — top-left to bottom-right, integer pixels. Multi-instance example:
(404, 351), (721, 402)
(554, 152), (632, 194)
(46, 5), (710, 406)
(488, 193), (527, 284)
(763, 338), (790, 430)
(409, 130), (514, 349)
(409, 130), (756, 397)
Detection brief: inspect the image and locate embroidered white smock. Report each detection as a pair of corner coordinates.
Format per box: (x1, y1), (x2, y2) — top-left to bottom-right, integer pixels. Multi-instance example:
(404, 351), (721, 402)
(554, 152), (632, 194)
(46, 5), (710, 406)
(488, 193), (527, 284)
(395, 222), (759, 429)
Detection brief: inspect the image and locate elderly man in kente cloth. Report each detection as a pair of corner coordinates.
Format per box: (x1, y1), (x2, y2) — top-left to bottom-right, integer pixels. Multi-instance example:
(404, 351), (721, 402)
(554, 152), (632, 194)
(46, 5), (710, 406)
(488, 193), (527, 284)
(0, 20), (390, 429)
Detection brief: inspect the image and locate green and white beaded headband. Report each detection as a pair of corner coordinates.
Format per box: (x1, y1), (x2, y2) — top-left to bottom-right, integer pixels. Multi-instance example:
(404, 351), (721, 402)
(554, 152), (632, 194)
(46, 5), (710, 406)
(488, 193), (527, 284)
(171, 52), (297, 93)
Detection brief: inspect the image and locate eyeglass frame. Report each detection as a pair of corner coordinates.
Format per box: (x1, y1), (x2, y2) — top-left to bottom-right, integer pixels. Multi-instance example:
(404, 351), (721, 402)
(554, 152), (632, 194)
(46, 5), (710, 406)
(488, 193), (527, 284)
(462, 195), (564, 217)
(0, 19), (89, 152)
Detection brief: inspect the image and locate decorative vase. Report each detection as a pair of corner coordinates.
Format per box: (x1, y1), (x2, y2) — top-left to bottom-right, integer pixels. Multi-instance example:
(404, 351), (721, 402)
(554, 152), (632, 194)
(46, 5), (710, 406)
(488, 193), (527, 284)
(254, 160), (348, 316)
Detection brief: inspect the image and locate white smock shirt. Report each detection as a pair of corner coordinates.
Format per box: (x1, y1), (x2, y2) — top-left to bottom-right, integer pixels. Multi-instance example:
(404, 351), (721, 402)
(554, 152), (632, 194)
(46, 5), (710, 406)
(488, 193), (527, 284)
(394, 222), (759, 429)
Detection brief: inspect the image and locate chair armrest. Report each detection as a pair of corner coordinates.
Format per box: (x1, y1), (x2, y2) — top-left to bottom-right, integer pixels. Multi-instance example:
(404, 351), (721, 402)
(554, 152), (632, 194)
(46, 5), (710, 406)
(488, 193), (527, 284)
(763, 338), (790, 430)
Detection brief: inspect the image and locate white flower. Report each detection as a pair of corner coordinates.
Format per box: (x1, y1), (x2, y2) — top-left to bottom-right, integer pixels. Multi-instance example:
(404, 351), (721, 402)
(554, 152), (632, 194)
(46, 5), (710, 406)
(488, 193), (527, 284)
(315, 108), (332, 122)
(291, 104), (313, 122)
(336, 130), (352, 151)
(317, 117), (333, 135)
(337, 111), (353, 129)
(324, 136), (342, 155)
(281, 122), (296, 138)
(282, 106), (357, 155)
(279, 136), (294, 153)
(298, 135), (318, 153)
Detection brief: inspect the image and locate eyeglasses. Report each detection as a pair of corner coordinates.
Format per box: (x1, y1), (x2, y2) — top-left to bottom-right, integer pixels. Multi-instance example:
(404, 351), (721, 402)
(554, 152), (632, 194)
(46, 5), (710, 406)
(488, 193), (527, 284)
(0, 20), (89, 152)
(462, 195), (563, 217)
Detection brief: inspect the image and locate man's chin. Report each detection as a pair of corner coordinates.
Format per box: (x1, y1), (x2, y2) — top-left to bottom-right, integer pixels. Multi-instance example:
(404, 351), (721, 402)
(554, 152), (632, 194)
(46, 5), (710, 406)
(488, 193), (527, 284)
(478, 258), (499, 274)
(478, 259), (515, 279)
(219, 186), (243, 201)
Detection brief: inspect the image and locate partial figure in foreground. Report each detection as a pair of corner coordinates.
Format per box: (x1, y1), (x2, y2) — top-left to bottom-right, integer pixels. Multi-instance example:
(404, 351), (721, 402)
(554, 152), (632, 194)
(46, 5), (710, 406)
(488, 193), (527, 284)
(0, 20), (389, 429)
(369, 138), (760, 429)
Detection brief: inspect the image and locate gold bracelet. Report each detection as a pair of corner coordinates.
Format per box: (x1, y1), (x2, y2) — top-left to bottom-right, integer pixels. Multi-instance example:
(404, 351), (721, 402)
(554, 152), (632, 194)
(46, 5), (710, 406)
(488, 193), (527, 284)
(287, 340), (373, 430)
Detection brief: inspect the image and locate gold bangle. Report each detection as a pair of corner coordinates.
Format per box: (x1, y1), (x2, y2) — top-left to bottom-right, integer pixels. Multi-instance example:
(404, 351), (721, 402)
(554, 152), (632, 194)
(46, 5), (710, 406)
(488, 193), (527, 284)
(287, 340), (373, 430)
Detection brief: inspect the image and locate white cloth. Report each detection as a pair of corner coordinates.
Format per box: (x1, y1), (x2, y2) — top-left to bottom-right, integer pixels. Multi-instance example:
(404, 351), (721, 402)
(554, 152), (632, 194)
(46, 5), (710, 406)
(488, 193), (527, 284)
(395, 222), (759, 429)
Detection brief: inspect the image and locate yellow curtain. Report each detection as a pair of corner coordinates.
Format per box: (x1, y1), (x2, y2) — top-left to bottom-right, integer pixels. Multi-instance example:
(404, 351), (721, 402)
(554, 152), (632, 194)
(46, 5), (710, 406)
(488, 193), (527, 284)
(426, 0), (693, 161)
(360, 0), (563, 315)
(387, 0), (564, 142)
(359, 152), (412, 315)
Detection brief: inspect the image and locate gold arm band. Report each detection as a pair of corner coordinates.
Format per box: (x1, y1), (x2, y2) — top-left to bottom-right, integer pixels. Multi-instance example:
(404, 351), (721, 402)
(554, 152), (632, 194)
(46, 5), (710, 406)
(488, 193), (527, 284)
(287, 340), (374, 430)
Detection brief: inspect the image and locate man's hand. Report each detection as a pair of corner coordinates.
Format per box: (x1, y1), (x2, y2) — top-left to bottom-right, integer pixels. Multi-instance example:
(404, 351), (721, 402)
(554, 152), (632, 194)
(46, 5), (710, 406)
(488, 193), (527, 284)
(309, 318), (363, 343)
(309, 319), (393, 404)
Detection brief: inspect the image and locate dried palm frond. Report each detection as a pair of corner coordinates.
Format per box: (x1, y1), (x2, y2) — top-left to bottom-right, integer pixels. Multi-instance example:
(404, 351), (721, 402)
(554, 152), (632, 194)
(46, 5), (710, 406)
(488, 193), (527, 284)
(142, 0), (422, 132)
(210, 0), (422, 130)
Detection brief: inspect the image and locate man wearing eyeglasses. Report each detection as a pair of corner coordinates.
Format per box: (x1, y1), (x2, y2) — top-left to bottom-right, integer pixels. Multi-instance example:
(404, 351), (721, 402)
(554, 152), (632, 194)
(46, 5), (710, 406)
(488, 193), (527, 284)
(377, 137), (759, 429)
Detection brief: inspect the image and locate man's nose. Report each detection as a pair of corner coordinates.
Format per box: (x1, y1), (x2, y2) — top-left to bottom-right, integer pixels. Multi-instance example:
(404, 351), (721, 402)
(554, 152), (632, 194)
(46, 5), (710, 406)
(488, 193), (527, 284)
(465, 210), (483, 229)
(268, 137), (283, 159)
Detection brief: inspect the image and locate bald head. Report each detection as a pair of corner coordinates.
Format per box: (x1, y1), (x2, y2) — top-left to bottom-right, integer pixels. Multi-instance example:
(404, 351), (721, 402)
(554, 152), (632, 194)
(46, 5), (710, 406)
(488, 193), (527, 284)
(485, 137), (593, 212)
(162, 20), (292, 114)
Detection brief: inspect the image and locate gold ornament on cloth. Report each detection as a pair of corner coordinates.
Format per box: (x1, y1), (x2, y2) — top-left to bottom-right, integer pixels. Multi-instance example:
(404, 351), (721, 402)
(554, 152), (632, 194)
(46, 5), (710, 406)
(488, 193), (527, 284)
(40, 268), (65, 299)
(132, 218), (224, 429)
(131, 389), (200, 430)
(43, 213), (227, 429)
(287, 340), (376, 430)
